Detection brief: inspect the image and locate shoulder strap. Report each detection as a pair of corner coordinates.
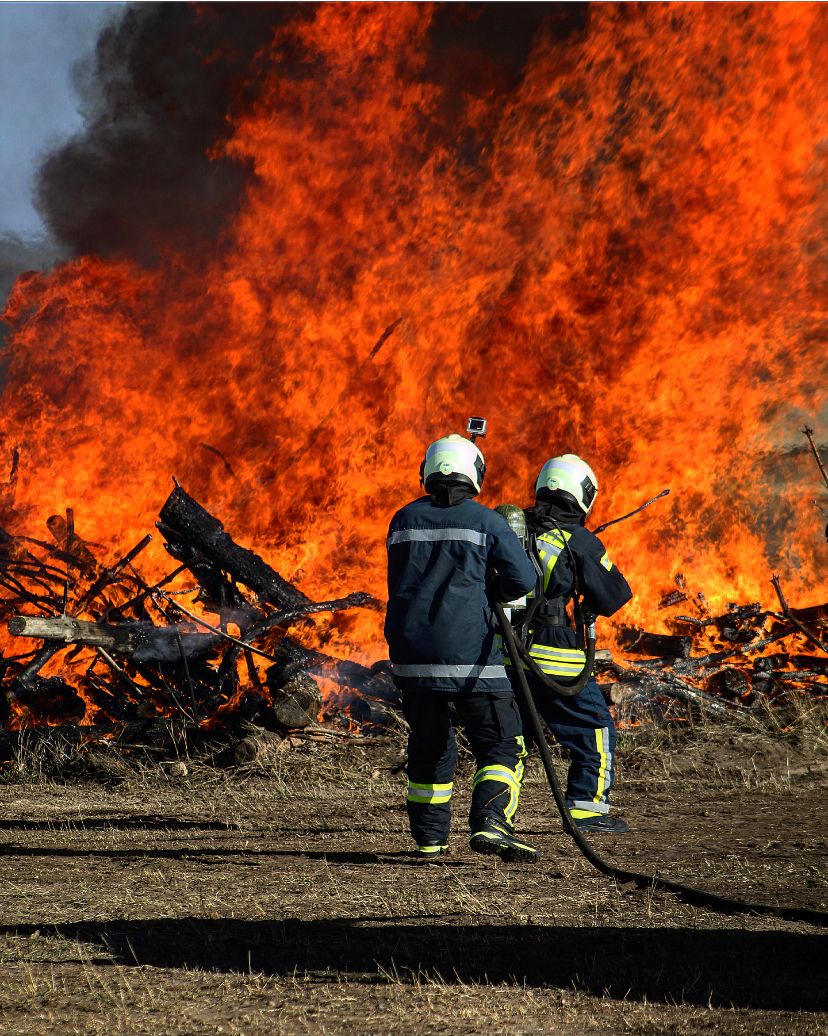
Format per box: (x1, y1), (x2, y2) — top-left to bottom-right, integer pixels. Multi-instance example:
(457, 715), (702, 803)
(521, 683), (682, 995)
(527, 532), (545, 582)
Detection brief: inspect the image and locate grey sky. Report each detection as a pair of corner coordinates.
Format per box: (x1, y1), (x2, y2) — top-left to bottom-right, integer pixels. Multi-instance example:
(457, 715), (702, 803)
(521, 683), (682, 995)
(0, 1), (124, 239)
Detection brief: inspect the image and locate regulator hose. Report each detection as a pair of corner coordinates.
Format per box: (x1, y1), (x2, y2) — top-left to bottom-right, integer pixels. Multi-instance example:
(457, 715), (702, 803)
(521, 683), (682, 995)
(508, 619), (595, 698)
(494, 601), (828, 928)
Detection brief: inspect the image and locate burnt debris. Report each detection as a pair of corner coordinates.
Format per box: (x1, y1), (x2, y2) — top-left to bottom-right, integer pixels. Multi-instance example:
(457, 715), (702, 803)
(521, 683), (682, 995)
(603, 575), (828, 728)
(0, 483), (394, 767)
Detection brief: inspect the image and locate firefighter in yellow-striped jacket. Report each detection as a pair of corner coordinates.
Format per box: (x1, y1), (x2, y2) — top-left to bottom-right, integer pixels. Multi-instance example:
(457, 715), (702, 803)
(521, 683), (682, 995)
(507, 454), (633, 834)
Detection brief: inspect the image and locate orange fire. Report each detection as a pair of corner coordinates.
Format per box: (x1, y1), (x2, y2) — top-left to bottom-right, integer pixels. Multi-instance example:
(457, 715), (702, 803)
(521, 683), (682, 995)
(1, 3), (827, 681)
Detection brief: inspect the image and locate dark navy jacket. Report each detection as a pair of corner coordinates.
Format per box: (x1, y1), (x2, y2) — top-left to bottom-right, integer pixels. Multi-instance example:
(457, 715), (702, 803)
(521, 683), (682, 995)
(384, 496), (536, 693)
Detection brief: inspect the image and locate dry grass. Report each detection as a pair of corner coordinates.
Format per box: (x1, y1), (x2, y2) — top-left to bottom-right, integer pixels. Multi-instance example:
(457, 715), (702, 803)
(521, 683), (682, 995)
(2, 963), (825, 1036)
(0, 722), (824, 1034)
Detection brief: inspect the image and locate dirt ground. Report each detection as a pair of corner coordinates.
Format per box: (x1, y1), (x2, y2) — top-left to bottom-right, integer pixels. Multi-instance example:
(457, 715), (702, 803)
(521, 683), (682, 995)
(0, 722), (825, 1036)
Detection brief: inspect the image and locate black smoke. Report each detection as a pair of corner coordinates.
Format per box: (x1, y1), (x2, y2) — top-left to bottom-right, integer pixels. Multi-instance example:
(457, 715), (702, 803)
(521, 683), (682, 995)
(33, 2), (587, 266)
(34, 3), (306, 264)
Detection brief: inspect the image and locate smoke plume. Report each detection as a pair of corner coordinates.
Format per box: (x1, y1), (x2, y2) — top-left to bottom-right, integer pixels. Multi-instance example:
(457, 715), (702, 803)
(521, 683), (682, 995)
(34, 2), (582, 265)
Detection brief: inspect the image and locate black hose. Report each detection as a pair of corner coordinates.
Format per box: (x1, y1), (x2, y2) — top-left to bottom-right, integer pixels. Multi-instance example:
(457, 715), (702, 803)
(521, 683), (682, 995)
(495, 602), (828, 928)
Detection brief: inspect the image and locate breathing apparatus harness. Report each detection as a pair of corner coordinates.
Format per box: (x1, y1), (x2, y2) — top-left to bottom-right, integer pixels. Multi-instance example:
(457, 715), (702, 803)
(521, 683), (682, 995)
(509, 517), (596, 699)
(503, 488), (674, 696)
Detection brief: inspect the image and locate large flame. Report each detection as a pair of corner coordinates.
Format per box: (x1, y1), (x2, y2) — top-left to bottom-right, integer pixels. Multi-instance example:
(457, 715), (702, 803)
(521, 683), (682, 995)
(2, 3), (827, 669)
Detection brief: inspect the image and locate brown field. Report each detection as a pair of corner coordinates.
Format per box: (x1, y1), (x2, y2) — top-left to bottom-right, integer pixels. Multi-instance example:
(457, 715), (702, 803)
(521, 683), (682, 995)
(0, 720), (825, 1036)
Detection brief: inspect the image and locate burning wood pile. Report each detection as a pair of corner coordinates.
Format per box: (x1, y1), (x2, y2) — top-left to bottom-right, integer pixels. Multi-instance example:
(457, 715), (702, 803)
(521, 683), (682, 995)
(0, 477), (825, 770)
(599, 573), (828, 727)
(1, 5), (826, 766)
(0, 484), (398, 769)
(598, 428), (828, 728)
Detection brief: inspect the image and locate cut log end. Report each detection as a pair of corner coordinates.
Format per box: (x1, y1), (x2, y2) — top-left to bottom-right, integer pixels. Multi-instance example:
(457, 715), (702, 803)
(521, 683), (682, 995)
(271, 672), (322, 729)
(233, 729), (286, 765)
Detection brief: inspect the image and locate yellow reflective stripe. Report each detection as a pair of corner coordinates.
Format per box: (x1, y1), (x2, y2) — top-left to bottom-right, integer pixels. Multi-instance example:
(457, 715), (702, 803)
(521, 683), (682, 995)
(594, 728), (609, 804)
(570, 808), (602, 820)
(473, 761), (524, 822)
(470, 742), (529, 823)
(505, 735), (527, 822)
(530, 661), (582, 676)
(502, 651), (581, 673)
(530, 644), (585, 659)
(472, 766), (521, 791)
(536, 529), (572, 593)
(600, 551), (613, 572)
(407, 781), (453, 804)
(497, 635), (583, 663)
(514, 735), (527, 785)
(417, 844), (448, 854)
(530, 662), (581, 676)
(530, 656), (583, 667)
(527, 643), (586, 676)
(530, 658), (584, 667)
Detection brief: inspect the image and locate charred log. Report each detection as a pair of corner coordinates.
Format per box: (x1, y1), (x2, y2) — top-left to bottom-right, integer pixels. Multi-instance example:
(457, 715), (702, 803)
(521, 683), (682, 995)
(618, 626), (692, 659)
(8, 614), (219, 663)
(342, 695), (404, 730)
(671, 602), (765, 635)
(267, 637), (400, 706)
(704, 667), (752, 701)
(12, 643), (64, 688)
(769, 579), (828, 654)
(790, 654), (828, 672)
(789, 601), (828, 625)
(614, 667), (748, 720)
(157, 485), (310, 608)
(8, 675), (87, 723)
(84, 674), (138, 722)
(681, 627), (796, 670)
(233, 726), (286, 765)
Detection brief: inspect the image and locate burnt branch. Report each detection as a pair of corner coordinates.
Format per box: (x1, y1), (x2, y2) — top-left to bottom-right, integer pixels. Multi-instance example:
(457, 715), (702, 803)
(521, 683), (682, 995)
(158, 484), (310, 608)
(8, 614), (219, 663)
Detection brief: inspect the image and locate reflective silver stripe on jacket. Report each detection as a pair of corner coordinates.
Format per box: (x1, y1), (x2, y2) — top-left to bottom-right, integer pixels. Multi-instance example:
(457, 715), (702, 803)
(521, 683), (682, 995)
(387, 528), (489, 547)
(391, 663), (508, 679)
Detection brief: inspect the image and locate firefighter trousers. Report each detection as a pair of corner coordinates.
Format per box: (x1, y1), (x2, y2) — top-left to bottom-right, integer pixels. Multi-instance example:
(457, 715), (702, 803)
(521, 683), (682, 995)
(402, 689), (527, 848)
(512, 673), (616, 819)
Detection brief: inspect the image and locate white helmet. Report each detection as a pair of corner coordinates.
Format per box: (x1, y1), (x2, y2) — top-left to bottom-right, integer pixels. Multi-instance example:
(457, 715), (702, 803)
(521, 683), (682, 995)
(535, 454), (598, 515)
(421, 434), (486, 494)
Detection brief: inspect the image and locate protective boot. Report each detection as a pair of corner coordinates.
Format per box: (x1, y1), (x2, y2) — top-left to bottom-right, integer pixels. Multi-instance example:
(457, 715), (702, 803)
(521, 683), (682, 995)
(573, 814), (628, 834)
(413, 844), (449, 863)
(469, 819), (539, 863)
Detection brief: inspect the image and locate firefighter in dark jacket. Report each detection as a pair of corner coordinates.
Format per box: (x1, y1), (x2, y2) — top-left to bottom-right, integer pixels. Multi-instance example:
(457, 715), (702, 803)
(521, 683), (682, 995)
(505, 454), (633, 834)
(385, 433), (539, 861)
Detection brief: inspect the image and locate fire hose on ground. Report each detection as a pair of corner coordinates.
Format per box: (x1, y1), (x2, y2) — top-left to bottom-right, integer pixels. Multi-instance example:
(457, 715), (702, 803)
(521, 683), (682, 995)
(493, 601), (828, 928)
